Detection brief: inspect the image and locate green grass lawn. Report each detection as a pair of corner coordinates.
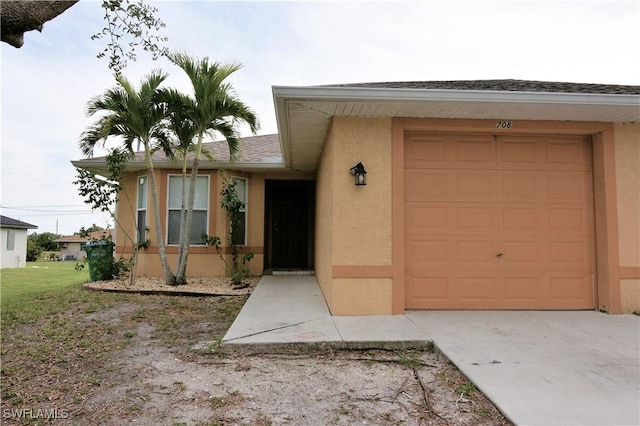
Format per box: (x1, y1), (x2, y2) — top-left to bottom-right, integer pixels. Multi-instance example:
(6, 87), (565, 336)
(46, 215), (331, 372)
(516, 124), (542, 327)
(1, 261), (90, 326)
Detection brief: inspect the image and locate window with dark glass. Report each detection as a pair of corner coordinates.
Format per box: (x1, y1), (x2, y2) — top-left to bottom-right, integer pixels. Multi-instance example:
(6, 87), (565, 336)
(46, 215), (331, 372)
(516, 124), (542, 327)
(137, 176), (147, 244)
(167, 175), (209, 245)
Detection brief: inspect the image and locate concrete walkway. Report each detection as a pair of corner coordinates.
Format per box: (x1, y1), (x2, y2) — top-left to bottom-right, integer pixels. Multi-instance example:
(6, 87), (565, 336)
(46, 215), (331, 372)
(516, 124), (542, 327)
(222, 275), (640, 426)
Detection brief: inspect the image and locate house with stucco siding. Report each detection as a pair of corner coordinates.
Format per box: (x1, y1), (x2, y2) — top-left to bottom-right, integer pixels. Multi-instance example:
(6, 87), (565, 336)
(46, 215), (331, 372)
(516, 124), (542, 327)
(53, 229), (113, 261)
(1, 215), (37, 268)
(73, 80), (640, 315)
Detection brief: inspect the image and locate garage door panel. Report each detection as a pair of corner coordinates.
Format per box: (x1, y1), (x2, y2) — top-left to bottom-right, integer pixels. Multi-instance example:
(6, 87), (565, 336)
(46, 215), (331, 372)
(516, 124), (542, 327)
(548, 240), (593, 268)
(503, 275), (548, 306)
(406, 270), (592, 309)
(545, 137), (592, 170)
(406, 203), (502, 236)
(404, 132), (594, 310)
(501, 205), (544, 235)
(405, 132), (496, 169)
(550, 275), (592, 307)
(499, 171), (593, 203)
(405, 203), (450, 235)
(405, 169), (499, 202)
(405, 237), (450, 268)
(499, 239), (543, 266)
(454, 136), (496, 164)
(404, 133), (447, 166)
(456, 205), (498, 234)
(546, 173), (593, 202)
(406, 236), (501, 270)
(499, 172), (541, 202)
(405, 170), (449, 201)
(458, 275), (501, 303)
(405, 276), (451, 309)
(547, 206), (593, 235)
(456, 239), (497, 266)
(498, 137), (546, 168)
(498, 135), (591, 171)
(455, 171), (497, 201)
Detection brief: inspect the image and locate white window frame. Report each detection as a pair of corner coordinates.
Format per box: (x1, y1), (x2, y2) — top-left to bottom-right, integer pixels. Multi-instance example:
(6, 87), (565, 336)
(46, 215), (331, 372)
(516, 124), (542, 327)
(166, 174), (210, 246)
(231, 176), (248, 246)
(136, 175), (147, 244)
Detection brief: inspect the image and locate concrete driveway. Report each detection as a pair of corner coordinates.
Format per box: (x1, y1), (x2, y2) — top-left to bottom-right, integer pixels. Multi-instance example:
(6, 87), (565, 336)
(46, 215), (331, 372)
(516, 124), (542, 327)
(224, 276), (640, 425)
(406, 311), (640, 426)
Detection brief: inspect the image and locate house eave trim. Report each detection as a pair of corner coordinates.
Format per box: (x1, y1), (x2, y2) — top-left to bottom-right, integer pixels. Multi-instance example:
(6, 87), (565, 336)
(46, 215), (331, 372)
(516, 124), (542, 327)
(71, 159), (288, 174)
(272, 85), (640, 107)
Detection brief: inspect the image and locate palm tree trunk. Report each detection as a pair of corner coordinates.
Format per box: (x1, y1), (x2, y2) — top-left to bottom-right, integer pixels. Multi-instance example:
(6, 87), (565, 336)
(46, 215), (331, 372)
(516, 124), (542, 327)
(176, 133), (204, 282)
(175, 154), (189, 284)
(144, 143), (175, 285)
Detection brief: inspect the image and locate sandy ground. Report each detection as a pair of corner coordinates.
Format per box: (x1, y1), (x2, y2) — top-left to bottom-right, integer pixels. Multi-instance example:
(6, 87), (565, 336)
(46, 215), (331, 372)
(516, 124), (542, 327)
(80, 277), (510, 426)
(2, 278), (511, 425)
(82, 303), (510, 425)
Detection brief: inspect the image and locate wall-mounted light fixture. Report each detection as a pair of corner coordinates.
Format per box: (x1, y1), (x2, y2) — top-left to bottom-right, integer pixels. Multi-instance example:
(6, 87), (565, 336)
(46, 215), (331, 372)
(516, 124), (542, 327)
(349, 162), (367, 186)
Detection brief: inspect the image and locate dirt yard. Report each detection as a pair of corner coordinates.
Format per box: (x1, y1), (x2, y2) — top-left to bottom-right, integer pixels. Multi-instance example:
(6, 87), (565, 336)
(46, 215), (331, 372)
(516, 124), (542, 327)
(1, 280), (511, 425)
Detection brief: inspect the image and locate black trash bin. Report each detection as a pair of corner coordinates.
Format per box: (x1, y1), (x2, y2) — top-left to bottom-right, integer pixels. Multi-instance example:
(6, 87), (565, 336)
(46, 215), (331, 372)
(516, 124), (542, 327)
(85, 241), (114, 281)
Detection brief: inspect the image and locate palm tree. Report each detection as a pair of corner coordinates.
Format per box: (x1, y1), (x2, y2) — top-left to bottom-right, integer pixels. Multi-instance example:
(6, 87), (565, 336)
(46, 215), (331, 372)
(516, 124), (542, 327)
(165, 52), (260, 284)
(160, 91), (199, 283)
(79, 71), (178, 285)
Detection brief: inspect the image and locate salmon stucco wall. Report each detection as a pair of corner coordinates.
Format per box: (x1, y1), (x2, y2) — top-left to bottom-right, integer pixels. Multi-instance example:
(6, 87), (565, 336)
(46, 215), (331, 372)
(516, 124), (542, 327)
(614, 123), (640, 313)
(116, 169), (268, 278)
(316, 117), (393, 315)
(114, 173), (138, 255)
(331, 117), (393, 266)
(331, 278), (393, 315)
(315, 123), (336, 308)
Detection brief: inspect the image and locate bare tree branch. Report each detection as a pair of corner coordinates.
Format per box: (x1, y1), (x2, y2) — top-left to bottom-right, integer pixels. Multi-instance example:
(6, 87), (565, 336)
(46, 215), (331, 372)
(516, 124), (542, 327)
(1, 0), (79, 47)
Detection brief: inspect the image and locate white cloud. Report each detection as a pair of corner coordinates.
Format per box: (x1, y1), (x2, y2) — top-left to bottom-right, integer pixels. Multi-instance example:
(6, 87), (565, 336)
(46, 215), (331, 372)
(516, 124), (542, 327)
(1, 0), (638, 234)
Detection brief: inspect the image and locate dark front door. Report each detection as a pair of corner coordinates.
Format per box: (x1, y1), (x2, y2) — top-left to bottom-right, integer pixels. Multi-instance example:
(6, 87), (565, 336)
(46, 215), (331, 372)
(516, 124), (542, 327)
(265, 180), (314, 269)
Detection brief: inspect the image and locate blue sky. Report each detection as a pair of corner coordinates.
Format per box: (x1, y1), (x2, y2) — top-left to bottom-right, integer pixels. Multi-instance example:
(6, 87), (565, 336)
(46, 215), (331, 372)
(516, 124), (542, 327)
(1, 0), (639, 235)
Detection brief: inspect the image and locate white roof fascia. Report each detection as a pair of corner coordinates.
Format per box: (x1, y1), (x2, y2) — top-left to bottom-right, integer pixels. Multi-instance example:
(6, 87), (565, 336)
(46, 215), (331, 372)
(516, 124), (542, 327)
(272, 85), (640, 108)
(71, 160), (287, 176)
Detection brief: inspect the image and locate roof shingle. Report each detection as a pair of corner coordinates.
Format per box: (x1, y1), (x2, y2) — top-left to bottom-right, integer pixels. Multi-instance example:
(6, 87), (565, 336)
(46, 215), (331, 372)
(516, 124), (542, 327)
(325, 79), (640, 95)
(0, 215), (37, 229)
(134, 133), (282, 163)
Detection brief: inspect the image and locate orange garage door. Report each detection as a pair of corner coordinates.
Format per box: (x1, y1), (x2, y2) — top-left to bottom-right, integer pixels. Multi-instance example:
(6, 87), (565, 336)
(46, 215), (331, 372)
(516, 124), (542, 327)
(404, 132), (595, 310)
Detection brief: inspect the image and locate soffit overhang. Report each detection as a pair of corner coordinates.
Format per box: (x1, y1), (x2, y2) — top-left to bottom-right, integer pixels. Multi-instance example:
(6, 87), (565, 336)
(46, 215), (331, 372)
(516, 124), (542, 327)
(272, 85), (640, 172)
(71, 159), (288, 176)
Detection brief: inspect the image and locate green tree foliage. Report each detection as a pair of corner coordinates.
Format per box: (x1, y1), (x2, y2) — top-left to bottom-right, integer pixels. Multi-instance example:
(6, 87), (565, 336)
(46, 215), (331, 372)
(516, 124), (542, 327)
(2, 0), (168, 73)
(79, 76), (175, 284)
(28, 232), (61, 252)
(74, 148), (129, 213)
(78, 53), (259, 286)
(79, 224), (105, 234)
(26, 238), (42, 262)
(161, 52), (259, 284)
(92, 0), (169, 73)
(203, 177), (253, 288)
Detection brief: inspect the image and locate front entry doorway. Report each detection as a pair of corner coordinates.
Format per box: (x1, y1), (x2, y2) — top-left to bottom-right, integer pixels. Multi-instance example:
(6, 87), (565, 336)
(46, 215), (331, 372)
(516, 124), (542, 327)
(264, 180), (315, 270)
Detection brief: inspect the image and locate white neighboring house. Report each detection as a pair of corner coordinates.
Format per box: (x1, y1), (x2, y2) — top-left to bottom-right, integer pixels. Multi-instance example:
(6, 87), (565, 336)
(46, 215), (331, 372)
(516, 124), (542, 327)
(1, 215), (38, 269)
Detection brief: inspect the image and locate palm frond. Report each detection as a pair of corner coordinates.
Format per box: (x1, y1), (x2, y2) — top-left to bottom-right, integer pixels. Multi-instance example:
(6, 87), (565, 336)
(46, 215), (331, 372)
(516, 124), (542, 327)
(80, 71), (173, 159)
(207, 122), (241, 162)
(200, 146), (215, 161)
(151, 127), (177, 160)
(166, 52), (260, 163)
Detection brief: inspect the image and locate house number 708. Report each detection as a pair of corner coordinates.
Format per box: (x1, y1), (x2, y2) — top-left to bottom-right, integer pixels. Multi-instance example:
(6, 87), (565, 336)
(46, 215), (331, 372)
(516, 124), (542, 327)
(496, 121), (513, 128)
